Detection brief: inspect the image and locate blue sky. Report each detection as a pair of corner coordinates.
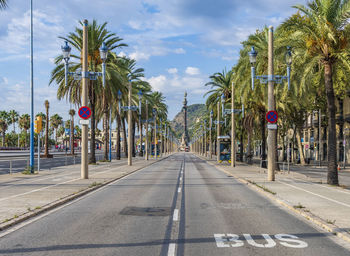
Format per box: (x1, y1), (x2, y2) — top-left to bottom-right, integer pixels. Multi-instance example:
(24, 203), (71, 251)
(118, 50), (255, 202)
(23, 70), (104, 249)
(0, 0), (307, 127)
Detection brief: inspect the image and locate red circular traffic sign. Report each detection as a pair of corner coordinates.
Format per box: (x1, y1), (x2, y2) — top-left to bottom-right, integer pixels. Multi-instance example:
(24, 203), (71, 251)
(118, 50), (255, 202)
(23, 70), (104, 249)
(78, 106), (91, 120)
(266, 110), (278, 124)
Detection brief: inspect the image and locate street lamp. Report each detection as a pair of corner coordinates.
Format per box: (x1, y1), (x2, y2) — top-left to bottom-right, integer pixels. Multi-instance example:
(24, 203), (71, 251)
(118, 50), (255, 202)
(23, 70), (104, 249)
(210, 110), (213, 159)
(117, 90), (122, 160)
(249, 26), (292, 181)
(99, 42), (111, 161)
(138, 90), (143, 157)
(153, 108), (157, 159)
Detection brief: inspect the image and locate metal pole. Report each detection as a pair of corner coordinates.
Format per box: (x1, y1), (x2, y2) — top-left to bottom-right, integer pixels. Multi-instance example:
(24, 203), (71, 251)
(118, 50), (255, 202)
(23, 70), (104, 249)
(267, 26), (276, 181)
(154, 112), (157, 159)
(38, 132), (40, 172)
(109, 109), (112, 161)
(210, 112), (212, 159)
(319, 109), (322, 166)
(145, 100), (149, 160)
(204, 121), (207, 157)
(81, 19), (89, 179)
(128, 82), (132, 166)
(231, 82), (235, 167)
(30, 0), (34, 173)
(217, 101), (220, 163)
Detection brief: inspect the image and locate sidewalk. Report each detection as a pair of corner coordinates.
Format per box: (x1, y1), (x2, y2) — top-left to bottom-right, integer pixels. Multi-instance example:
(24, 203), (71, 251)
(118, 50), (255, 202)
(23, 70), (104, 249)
(198, 154), (350, 243)
(0, 154), (170, 231)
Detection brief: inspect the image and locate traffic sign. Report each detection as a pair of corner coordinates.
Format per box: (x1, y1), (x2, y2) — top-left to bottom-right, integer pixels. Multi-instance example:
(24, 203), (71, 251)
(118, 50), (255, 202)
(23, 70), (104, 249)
(266, 110), (278, 124)
(78, 106), (91, 120)
(79, 119), (89, 125)
(267, 124), (277, 130)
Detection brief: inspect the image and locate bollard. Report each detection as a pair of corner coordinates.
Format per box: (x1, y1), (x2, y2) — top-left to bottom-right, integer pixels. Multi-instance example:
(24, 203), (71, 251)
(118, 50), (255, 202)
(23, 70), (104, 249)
(10, 160), (12, 174)
(65, 155), (68, 166)
(74, 155), (76, 165)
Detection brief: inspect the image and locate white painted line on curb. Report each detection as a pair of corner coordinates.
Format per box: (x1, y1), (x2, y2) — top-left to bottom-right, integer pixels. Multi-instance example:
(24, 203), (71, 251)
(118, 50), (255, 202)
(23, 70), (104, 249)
(173, 209), (179, 221)
(178, 187), (181, 193)
(278, 180), (350, 208)
(168, 243), (176, 256)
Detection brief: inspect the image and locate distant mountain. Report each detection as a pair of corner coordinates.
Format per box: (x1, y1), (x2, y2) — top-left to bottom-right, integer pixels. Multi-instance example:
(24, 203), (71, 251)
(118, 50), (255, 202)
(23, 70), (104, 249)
(171, 104), (207, 140)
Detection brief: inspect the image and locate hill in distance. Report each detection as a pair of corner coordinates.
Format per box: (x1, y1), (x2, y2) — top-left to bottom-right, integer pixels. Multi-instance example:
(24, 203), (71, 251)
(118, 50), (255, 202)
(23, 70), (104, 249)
(171, 104), (207, 140)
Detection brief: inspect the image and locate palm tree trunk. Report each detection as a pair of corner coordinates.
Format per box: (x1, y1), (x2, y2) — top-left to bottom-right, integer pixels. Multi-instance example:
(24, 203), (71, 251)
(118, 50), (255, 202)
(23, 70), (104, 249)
(2, 132), (4, 147)
(116, 112), (121, 160)
(247, 131), (252, 164)
(239, 130), (243, 162)
(103, 111), (108, 161)
(324, 61), (338, 185)
(89, 86), (96, 164)
(296, 128), (306, 165)
(122, 117), (127, 157)
(338, 97), (344, 162)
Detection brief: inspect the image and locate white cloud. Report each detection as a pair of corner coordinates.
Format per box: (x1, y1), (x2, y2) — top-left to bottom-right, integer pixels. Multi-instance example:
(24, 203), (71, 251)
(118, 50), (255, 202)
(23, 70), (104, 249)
(147, 75), (167, 91)
(167, 68), (178, 74)
(174, 48), (186, 54)
(185, 67), (200, 75)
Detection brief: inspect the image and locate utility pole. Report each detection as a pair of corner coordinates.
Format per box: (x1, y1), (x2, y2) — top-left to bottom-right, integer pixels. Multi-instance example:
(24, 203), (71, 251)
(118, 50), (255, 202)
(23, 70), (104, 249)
(217, 101), (220, 163)
(145, 100), (149, 160)
(128, 81), (132, 166)
(231, 82), (236, 167)
(267, 26), (276, 181)
(81, 19), (89, 179)
(154, 110), (157, 159)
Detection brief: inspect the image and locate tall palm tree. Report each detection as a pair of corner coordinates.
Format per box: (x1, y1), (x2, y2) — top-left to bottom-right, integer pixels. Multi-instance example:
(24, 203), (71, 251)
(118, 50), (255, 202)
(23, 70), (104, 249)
(281, 0), (350, 185)
(69, 109), (76, 155)
(0, 0), (8, 9)
(0, 119), (8, 147)
(44, 100), (51, 157)
(8, 110), (19, 133)
(19, 114), (30, 147)
(50, 114), (63, 145)
(50, 20), (127, 163)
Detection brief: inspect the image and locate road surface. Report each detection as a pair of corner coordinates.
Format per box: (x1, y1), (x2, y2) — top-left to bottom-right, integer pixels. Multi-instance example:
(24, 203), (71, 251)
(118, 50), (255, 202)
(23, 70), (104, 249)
(0, 153), (349, 255)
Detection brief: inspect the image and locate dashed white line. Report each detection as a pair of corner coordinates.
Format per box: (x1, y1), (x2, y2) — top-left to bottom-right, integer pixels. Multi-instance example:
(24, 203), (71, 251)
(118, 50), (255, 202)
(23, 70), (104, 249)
(168, 243), (176, 256)
(173, 209), (179, 221)
(178, 187), (181, 193)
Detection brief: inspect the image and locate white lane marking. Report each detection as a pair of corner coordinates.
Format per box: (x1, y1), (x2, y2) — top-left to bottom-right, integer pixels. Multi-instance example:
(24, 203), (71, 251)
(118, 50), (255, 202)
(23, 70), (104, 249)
(214, 234), (230, 247)
(168, 243), (176, 256)
(180, 177), (182, 181)
(278, 180), (350, 208)
(173, 209), (179, 221)
(178, 187), (181, 193)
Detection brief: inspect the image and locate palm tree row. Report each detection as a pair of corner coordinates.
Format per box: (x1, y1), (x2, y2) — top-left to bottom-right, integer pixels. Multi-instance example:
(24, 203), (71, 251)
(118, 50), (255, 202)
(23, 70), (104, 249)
(198, 0), (350, 185)
(50, 20), (171, 162)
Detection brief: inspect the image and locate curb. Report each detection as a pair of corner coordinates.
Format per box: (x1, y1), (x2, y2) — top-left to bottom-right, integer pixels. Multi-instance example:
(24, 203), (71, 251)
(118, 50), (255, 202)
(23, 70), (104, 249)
(196, 154), (350, 244)
(0, 154), (172, 232)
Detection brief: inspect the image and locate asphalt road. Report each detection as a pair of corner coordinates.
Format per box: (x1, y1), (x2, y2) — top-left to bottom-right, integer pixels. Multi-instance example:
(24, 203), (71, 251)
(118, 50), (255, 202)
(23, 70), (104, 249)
(0, 153), (349, 255)
(0, 151), (106, 175)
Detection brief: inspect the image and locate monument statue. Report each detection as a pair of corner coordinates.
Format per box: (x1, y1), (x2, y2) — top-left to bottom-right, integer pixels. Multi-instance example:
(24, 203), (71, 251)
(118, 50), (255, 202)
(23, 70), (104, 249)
(181, 92), (190, 149)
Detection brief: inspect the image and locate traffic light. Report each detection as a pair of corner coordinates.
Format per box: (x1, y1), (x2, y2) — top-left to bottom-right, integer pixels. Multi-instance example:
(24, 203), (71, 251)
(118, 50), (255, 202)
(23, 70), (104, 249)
(34, 116), (42, 133)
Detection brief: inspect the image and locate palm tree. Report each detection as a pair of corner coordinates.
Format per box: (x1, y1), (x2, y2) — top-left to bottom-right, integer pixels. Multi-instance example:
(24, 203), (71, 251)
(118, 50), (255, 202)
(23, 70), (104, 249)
(8, 110), (19, 133)
(69, 109), (76, 155)
(280, 0), (350, 185)
(19, 114), (30, 147)
(44, 100), (51, 157)
(50, 20), (127, 164)
(0, 0), (8, 9)
(50, 114), (63, 145)
(0, 119), (8, 147)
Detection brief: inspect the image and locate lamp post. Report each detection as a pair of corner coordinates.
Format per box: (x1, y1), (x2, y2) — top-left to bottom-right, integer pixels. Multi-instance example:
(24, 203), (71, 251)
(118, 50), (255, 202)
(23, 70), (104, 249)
(210, 110), (213, 159)
(153, 108), (157, 159)
(29, 0), (34, 173)
(128, 81), (132, 166)
(231, 82), (236, 167)
(145, 99), (149, 160)
(138, 90), (143, 157)
(117, 90), (122, 160)
(217, 100), (220, 163)
(99, 42), (111, 161)
(204, 120), (207, 157)
(249, 26), (292, 181)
